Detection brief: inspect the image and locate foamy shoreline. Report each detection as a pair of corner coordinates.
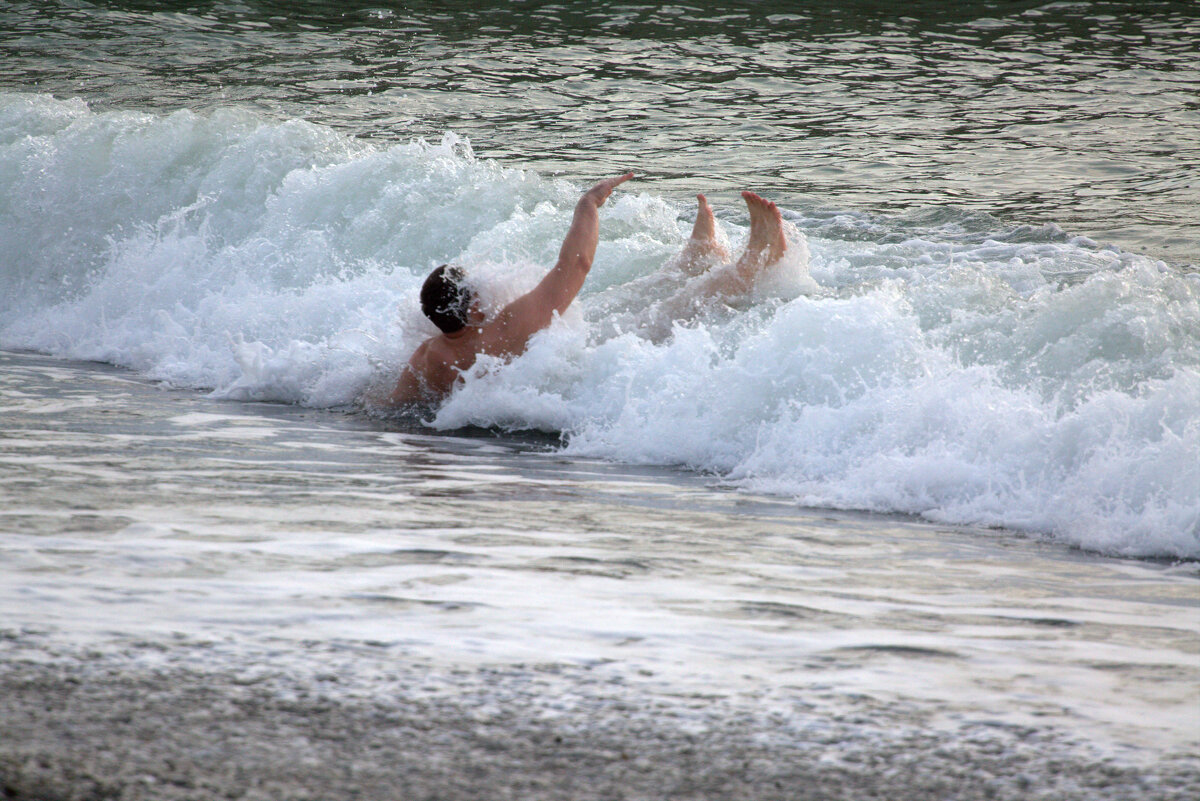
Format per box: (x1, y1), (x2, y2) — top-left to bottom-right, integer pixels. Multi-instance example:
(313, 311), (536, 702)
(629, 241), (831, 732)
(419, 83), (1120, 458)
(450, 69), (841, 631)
(3, 91), (1197, 558)
(3, 636), (1197, 801)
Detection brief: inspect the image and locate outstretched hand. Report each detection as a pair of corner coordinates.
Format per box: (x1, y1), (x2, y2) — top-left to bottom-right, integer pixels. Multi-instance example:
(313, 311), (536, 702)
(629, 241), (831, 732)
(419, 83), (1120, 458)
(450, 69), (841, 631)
(582, 172), (635, 207)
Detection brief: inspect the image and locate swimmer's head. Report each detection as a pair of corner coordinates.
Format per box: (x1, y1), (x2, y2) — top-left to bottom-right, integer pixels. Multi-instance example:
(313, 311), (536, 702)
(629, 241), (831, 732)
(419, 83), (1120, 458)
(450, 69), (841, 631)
(420, 264), (474, 334)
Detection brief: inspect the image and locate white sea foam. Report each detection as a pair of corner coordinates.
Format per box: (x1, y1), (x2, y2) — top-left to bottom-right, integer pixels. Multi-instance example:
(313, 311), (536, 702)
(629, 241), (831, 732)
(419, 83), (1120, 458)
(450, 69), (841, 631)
(2, 93), (1197, 558)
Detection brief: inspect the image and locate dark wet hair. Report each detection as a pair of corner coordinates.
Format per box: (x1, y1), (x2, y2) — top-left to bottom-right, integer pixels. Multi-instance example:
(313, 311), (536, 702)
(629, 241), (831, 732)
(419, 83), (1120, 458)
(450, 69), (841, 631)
(420, 264), (473, 334)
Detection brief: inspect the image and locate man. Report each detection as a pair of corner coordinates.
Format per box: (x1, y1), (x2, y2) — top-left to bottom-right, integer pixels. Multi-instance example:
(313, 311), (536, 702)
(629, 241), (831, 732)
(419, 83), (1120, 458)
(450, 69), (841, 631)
(385, 173), (788, 406)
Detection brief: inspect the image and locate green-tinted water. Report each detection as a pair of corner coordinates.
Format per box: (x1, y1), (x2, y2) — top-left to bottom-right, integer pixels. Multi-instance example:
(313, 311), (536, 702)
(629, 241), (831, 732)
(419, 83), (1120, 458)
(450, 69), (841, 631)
(3, 0), (1197, 262)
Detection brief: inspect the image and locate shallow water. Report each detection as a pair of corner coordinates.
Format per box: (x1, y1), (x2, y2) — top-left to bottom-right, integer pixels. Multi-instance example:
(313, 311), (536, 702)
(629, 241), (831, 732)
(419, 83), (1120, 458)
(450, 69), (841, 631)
(1, 4), (1199, 793)
(3, 2), (1199, 556)
(3, 350), (1197, 766)
(1, 90), (1195, 557)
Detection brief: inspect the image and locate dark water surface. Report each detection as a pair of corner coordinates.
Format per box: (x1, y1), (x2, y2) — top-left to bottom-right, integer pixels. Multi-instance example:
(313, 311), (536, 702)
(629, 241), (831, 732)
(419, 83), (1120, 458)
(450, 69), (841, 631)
(3, 0), (1197, 262)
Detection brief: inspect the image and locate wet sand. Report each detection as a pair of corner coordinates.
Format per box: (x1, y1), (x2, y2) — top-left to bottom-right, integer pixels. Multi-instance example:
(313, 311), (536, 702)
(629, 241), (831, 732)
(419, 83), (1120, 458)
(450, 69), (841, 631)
(3, 635), (1197, 801)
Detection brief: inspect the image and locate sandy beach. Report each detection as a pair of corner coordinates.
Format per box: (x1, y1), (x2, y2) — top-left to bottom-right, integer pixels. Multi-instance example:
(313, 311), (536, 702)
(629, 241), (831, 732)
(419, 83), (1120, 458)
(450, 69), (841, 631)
(5, 634), (1198, 801)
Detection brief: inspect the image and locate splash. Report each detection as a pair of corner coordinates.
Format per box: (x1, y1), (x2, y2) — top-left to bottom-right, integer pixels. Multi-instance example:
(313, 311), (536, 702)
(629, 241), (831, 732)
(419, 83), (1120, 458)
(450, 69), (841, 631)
(2, 93), (1197, 558)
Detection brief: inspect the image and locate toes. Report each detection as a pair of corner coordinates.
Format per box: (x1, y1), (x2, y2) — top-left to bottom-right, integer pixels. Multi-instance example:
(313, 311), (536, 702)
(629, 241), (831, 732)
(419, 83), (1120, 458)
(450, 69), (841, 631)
(742, 192), (771, 221)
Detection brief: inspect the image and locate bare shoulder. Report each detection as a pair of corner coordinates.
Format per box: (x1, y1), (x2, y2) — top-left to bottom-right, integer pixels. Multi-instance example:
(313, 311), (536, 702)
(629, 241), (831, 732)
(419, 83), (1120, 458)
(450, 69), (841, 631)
(417, 335), (475, 396)
(385, 338), (449, 406)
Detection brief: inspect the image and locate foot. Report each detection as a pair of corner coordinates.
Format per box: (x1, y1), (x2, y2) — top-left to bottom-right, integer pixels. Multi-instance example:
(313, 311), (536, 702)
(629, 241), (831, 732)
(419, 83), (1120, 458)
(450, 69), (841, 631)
(734, 191), (786, 277)
(677, 194), (730, 275)
(690, 194), (719, 243)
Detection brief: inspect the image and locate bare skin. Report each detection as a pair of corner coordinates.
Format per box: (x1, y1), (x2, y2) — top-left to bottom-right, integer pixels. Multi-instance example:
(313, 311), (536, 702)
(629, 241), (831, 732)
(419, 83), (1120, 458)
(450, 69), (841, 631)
(736, 191), (787, 274)
(680, 190), (788, 301)
(675, 194), (731, 276)
(386, 172), (634, 405)
(382, 181), (787, 406)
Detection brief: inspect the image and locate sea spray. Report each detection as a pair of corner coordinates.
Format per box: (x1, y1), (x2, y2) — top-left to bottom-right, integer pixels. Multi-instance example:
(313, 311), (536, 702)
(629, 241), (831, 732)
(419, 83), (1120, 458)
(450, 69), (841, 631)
(2, 93), (1196, 558)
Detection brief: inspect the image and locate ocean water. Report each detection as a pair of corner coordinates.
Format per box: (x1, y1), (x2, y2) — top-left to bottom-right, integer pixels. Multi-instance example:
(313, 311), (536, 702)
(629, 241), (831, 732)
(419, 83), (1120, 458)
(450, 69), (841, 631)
(2, 87), (1195, 558)
(1, 1), (1199, 797)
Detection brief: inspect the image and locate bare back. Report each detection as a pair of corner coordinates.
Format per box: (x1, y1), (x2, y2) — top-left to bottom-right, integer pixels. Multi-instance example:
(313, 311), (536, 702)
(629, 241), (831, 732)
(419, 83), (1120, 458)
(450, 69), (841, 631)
(386, 172), (634, 407)
(386, 332), (477, 404)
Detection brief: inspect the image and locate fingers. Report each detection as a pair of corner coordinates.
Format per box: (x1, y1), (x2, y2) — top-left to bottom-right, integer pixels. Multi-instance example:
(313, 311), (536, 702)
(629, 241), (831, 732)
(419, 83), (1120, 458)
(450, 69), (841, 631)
(586, 171), (635, 206)
(595, 172), (634, 193)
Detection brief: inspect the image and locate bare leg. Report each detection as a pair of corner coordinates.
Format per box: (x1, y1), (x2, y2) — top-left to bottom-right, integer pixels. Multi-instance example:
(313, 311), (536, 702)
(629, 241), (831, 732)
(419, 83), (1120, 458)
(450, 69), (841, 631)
(689, 194), (722, 250)
(676, 194), (730, 275)
(734, 191), (787, 280)
(647, 190), (789, 334)
(669, 191), (788, 303)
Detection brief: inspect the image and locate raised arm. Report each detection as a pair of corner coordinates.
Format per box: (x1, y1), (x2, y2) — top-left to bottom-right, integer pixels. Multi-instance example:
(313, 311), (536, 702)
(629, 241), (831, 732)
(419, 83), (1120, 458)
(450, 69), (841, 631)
(480, 172), (634, 357)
